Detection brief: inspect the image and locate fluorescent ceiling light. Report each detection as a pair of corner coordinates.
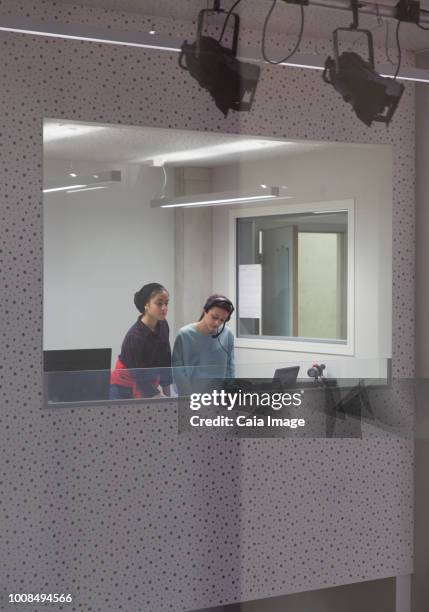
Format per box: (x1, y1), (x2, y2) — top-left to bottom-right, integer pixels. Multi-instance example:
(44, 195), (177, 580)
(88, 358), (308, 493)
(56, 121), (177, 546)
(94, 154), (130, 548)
(312, 209), (347, 214)
(43, 170), (121, 193)
(151, 186), (285, 209)
(66, 186), (108, 194)
(44, 184), (87, 193)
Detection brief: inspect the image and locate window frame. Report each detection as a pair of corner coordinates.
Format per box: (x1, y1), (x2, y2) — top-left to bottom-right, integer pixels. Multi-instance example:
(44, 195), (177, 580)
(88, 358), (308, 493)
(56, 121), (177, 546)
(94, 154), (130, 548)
(228, 199), (355, 356)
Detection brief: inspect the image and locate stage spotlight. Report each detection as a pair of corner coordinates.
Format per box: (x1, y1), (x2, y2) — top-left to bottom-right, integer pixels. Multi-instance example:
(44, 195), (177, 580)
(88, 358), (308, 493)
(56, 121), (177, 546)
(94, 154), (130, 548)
(179, 6), (260, 116)
(323, 28), (404, 127)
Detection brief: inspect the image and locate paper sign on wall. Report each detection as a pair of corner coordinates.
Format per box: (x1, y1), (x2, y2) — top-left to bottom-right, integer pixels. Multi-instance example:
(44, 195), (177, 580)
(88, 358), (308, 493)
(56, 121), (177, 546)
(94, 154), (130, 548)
(239, 264), (262, 319)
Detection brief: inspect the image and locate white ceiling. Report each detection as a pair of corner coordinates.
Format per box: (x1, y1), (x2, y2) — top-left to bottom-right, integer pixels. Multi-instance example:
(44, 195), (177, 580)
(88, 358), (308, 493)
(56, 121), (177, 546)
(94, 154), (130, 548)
(43, 119), (331, 166)
(51, 0), (429, 52)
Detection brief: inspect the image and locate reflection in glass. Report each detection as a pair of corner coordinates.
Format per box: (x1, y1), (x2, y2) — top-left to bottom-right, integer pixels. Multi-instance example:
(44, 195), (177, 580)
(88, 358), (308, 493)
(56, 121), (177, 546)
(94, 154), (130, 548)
(237, 211), (347, 342)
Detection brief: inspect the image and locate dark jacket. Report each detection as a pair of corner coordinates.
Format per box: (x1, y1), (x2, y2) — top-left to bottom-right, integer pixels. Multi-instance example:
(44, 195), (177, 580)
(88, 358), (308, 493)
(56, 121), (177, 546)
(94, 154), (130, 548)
(113, 318), (172, 397)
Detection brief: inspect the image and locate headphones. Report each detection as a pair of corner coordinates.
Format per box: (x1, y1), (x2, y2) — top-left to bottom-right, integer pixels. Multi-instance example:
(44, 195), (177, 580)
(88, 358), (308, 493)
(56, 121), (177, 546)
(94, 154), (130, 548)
(203, 296), (235, 339)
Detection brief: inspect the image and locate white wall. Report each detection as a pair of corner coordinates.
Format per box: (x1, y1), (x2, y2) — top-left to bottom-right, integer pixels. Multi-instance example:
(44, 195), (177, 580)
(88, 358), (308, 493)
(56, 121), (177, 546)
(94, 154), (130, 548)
(43, 159), (176, 366)
(211, 145), (393, 378)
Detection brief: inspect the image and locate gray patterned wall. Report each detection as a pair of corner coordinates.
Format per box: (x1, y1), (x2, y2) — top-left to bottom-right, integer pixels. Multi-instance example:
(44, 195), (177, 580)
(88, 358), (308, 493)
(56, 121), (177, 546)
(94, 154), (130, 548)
(0, 1), (414, 610)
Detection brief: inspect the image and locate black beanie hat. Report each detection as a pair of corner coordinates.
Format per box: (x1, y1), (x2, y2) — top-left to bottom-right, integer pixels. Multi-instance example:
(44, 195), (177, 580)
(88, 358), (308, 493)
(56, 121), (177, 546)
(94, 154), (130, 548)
(134, 283), (166, 313)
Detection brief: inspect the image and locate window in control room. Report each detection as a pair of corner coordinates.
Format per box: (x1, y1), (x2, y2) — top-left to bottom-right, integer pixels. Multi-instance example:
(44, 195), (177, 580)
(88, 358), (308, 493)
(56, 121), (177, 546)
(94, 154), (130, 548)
(236, 210), (348, 343)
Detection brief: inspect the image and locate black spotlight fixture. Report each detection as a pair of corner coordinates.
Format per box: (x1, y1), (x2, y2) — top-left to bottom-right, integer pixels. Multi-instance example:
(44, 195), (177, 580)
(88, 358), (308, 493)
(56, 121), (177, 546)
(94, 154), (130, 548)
(179, 1), (261, 116)
(323, 0), (404, 127)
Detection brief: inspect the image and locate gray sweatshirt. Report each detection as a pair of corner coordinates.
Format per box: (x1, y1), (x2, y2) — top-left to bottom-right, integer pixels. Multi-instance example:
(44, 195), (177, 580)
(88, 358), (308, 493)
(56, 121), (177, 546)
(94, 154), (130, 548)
(172, 323), (235, 395)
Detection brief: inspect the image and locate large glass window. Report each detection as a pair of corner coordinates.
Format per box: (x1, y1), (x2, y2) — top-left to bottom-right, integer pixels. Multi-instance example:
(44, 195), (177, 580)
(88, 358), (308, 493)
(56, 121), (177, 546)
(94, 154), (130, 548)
(236, 211), (348, 343)
(43, 118), (391, 402)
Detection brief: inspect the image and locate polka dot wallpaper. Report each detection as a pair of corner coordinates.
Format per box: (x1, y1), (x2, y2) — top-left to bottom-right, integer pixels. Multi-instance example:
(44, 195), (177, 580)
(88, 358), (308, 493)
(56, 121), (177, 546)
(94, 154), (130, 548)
(0, 1), (414, 611)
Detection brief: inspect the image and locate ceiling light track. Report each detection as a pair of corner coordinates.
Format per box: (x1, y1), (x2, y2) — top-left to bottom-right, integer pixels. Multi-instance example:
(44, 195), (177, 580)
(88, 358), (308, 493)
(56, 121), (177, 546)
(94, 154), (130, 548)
(1, 9), (429, 83)
(311, 0), (406, 19)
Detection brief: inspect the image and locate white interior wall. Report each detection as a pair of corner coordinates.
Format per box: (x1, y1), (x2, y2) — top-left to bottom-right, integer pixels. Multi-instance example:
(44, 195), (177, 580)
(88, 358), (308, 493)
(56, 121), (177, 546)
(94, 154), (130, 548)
(43, 159), (176, 366)
(211, 145), (393, 378)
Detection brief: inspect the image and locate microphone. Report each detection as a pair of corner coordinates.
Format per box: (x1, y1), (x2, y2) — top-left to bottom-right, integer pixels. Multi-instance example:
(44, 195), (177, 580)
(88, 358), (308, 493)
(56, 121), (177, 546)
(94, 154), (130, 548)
(212, 322), (226, 338)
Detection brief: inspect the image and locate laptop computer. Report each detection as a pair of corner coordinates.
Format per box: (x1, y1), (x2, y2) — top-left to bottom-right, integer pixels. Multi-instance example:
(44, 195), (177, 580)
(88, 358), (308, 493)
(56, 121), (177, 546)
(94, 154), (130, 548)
(272, 365), (300, 389)
(222, 365), (300, 397)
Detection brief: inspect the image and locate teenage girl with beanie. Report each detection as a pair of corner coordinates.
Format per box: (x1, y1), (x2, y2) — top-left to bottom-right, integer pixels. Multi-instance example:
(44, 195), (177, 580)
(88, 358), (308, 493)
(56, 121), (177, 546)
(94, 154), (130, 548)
(172, 294), (235, 395)
(110, 283), (172, 399)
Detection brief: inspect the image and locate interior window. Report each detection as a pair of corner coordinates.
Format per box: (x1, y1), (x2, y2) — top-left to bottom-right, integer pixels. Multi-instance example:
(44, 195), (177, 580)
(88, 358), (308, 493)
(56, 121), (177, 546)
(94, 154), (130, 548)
(236, 211), (348, 343)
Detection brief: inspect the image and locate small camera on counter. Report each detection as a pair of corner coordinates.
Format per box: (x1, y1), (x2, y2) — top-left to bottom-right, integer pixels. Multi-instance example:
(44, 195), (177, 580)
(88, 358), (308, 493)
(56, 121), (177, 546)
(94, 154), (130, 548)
(307, 363), (326, 382)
